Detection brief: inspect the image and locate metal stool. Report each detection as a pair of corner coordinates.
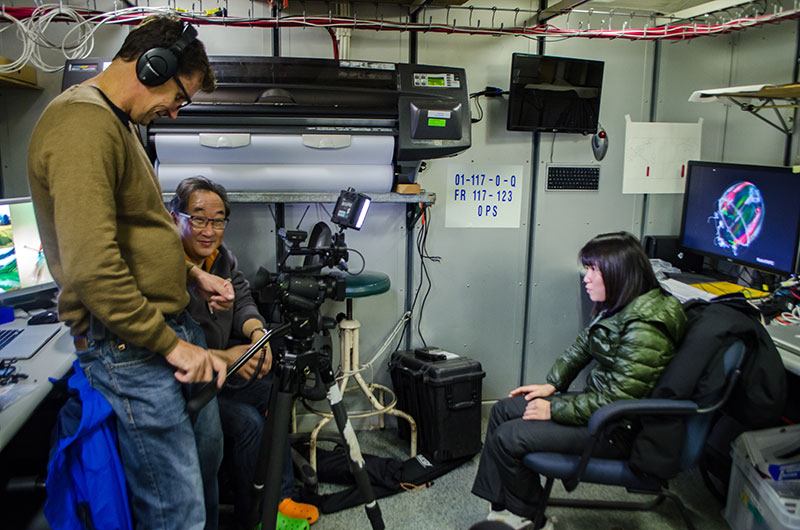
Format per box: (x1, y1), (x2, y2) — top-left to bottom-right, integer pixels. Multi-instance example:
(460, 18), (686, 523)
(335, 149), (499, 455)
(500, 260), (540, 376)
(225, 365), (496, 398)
(300, 271), (417, 470)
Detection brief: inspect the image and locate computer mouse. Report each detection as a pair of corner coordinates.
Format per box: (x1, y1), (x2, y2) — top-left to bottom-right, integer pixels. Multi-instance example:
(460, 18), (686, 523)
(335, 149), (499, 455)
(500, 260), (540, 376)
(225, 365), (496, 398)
(28, 310), (59, 325)
(591, 129), (609, 161)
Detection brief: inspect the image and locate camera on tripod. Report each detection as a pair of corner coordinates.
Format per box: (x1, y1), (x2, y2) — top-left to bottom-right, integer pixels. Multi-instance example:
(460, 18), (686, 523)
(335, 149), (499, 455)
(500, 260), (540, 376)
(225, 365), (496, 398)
(247, 189), (386, 530)
(255, 188), (371, 347)
(188, 189), (384, 530)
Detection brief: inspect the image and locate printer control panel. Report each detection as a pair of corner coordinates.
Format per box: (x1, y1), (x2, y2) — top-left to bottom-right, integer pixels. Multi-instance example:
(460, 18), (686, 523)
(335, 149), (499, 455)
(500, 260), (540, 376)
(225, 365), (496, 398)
(412, 72), (462, 89)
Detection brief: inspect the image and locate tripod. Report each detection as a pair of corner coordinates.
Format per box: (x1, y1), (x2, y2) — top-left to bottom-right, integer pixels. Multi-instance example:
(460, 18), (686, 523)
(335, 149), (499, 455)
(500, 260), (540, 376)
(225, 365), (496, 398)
(189, 322), (385, 530)
(249, 342), (385, 530)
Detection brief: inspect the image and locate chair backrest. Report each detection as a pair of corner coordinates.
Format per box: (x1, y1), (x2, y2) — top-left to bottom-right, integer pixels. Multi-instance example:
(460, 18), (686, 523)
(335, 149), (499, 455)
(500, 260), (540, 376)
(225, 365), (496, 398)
(683, 298), (785, 429)
(629, 331), (746, 480)
(679, 340), (745, 470)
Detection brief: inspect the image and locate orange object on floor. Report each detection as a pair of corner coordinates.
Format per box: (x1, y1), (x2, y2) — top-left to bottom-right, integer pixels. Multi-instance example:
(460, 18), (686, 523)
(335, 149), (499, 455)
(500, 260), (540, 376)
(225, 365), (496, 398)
(279, 498), (319, 525)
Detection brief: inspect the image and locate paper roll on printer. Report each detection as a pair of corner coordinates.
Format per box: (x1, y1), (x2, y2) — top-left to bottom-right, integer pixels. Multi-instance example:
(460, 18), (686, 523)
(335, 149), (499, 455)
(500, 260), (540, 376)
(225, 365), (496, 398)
(158, 164), (393, 192)
(155, 133), (395, 192)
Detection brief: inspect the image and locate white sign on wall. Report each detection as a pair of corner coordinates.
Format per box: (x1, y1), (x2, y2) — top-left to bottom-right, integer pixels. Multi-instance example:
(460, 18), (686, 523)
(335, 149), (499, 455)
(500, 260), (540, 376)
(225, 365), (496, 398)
(445, 164), (524, 228)
(622, 115), (702, 194)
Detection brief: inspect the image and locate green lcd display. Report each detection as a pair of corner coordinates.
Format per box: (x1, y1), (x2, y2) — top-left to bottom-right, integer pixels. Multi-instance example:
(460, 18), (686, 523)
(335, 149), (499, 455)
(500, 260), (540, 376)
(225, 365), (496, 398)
(428, 78), (445, 86)
(428, 118), (447, 127)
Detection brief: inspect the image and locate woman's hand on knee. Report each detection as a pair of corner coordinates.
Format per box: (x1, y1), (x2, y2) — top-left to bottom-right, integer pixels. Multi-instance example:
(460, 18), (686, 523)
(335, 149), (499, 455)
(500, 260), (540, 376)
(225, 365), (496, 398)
(509, 383), (556, 400)
(523, 398), (551, 421)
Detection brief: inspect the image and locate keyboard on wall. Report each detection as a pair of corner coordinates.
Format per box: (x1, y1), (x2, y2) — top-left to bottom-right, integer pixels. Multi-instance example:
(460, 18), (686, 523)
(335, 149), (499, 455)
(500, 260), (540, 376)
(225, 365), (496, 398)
(546, 165), (600, 191)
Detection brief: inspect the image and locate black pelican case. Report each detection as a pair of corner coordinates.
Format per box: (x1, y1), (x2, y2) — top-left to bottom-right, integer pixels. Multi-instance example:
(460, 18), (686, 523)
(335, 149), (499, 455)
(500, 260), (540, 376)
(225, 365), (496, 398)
(389, 349), (485, 462)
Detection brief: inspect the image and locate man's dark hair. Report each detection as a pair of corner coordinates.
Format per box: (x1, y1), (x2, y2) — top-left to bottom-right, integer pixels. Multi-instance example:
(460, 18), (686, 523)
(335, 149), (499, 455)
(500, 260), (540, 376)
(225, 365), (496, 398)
(115, 15), (215, 92)
(579, 231), (661, 316)
(170, 176), (231, 218)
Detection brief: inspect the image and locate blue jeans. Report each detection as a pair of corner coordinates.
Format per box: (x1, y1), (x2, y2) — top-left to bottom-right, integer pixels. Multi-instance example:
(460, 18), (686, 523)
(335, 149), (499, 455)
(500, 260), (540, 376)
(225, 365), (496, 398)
(219, 375), (294, 526)
(77, 313), (223, 530)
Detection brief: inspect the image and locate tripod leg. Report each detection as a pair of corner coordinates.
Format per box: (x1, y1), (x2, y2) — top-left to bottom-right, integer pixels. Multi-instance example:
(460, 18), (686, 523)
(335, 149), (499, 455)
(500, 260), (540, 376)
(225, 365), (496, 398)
(247, 362), (295, 530)
(322, 369), (385, 530)
(261, 389), (294, 530)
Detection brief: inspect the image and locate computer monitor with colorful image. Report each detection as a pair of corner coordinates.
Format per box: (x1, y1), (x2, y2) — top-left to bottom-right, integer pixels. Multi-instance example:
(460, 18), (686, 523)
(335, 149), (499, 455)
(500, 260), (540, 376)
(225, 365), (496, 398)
(0, 198), (56, 305)
(679, 161), (800, 277)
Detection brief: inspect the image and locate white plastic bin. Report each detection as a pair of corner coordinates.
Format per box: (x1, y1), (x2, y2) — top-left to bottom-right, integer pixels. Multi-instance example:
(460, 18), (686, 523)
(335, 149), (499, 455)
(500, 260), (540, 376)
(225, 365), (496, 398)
(724, 426), (800, 530)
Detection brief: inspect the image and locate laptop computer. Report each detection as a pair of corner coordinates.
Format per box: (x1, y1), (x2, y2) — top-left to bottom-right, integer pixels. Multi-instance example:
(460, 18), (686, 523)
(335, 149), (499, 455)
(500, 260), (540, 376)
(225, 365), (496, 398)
(767, 323), (800, 357)
(0, 321), (63, 360)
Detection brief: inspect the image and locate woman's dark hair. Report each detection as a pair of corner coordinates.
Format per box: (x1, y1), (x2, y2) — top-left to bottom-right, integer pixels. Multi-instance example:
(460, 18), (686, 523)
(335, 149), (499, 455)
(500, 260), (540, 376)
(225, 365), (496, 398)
(115, 15), (215, 92)
(169, 176), (231, 218)
(579, 231), (661, 316)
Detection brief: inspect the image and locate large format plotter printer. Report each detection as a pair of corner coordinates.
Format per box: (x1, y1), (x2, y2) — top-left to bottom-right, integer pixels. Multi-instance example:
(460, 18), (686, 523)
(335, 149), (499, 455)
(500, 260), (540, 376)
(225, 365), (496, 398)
(148, 56), (471, 193)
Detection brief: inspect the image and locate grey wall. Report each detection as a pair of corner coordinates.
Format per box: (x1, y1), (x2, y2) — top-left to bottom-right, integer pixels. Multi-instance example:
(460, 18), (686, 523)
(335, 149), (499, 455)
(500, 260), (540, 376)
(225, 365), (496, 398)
(645, 21), (797, 238)
(523, 36), (656, 385)
(1, 1), (797, 403)
(655, 20), (796, 165)
(409, 30), (537, 400)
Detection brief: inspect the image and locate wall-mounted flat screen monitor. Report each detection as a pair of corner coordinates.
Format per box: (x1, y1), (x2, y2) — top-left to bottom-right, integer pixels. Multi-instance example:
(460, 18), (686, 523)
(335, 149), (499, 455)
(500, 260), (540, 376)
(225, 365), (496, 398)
(507, 53), (604, 134)
(680, 161), (800, 276)
(0, 198), (56, 305)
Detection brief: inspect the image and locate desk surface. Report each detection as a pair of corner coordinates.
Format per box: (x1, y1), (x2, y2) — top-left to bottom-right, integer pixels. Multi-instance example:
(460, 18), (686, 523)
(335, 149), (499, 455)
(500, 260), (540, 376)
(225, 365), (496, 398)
(664, 275), (800, 376)
(768, 323), (800, 376)
(0, 322), (75, 452)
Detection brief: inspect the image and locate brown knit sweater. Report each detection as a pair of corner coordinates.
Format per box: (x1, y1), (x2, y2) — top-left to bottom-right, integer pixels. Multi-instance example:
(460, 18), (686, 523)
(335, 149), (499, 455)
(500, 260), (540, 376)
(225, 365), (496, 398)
(27, 84), (188, 355)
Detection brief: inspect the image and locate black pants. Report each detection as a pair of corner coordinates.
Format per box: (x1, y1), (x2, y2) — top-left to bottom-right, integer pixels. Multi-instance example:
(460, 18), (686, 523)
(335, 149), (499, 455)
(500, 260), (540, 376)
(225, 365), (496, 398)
(471, 395), (629, 518)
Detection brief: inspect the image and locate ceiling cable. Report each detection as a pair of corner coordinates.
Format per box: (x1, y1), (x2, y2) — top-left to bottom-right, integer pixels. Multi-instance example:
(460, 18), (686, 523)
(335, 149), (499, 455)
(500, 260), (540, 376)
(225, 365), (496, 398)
(2, 2), (799, 73)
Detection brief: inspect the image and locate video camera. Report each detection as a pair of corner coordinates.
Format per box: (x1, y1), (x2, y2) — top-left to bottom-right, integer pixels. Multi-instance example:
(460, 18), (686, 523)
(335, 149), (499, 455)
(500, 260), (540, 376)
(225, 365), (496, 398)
(255, 188), (371, 350)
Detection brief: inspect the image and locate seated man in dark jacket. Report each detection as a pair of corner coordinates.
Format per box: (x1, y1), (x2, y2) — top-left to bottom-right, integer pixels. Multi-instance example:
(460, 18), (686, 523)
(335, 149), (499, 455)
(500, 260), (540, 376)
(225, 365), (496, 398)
(170, 176), (319, 529)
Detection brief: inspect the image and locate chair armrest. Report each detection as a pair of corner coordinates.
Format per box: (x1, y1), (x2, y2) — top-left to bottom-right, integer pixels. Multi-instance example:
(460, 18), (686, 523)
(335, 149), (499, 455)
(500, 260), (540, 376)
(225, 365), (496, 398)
(562, 340), (746, 492)
(587, 399), (699, 436)
(562, 398), (698, 492)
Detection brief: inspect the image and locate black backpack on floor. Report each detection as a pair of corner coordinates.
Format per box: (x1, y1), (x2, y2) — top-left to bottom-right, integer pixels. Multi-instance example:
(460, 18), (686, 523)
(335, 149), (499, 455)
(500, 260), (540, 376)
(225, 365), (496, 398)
(292, 441), (472, 513)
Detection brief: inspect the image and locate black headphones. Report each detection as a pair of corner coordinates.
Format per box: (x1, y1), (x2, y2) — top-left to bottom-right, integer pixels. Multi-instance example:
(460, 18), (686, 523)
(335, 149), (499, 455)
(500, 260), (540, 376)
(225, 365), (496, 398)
(135, 22), (198, 87)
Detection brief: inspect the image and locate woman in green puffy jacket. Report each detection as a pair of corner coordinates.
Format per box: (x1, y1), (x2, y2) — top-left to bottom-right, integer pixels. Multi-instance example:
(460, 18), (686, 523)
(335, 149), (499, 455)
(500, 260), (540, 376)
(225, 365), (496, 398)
(472, 232), (687, 530)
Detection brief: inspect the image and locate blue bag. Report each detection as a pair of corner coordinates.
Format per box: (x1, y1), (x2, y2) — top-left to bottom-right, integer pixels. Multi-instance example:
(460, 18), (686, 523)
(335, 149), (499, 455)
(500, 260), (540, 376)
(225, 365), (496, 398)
(44, 359), (132, 530)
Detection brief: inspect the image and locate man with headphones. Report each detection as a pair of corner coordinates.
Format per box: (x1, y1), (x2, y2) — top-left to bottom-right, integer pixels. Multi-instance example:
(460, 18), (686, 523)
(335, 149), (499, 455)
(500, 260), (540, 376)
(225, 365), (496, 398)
(28, 15), (232, 530)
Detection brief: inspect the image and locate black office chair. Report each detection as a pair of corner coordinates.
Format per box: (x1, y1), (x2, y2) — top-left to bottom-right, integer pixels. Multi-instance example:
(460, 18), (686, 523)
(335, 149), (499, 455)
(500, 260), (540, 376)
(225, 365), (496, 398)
(522, 339), (746, 530)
